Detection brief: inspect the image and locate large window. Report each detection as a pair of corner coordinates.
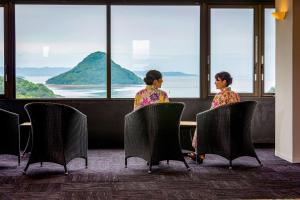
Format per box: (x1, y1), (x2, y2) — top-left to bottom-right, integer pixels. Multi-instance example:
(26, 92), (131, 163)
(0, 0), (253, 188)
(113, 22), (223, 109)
(15, 5), (106, 98)
(210, 8), (254, 93)
(264, 8), (276, 93)
(0, 3), (275, 99)
(111, 6), (200, 98)
(0, 7), (4, 95)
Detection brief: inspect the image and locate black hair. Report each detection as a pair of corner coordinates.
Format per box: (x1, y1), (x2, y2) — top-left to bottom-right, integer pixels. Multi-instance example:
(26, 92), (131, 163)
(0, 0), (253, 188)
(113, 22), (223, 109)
(215, 71), (233, 86)
(144, 70), (162, 85)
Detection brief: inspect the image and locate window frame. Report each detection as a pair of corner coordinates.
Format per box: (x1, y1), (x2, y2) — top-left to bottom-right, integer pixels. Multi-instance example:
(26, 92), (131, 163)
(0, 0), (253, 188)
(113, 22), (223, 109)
(14, 3), (109, 99)
(207, 5), (259, 97)
(262, 5), (276, 96)
(110, 5), (201, 99)
(0, 5), (4, 98)
(1, 0), (275, 100)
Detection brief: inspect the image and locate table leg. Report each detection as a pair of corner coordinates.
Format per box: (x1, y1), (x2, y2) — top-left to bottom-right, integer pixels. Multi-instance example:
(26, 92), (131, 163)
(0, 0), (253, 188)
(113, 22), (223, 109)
(22, 129), (31, 157)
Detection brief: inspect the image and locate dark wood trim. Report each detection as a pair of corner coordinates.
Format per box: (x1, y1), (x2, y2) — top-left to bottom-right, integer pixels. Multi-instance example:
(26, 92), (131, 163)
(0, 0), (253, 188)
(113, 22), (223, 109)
(10, 0), (274, 4)
(0, 0), (276, 100)
(0, 97), (275, 147)
(207, 5), (211, 95)
(207, 4), (258, 97)
(262, 5), (275, 96)
(256, 4), (262, 97)
(106, 4), (111, 99)
(4, 1), (15, 99)
(205, 0), (274, 5)
(12, 0), (202, 5)
(0, 5), (3, 97)
(261, 5), (265, 96)
(200, 2), (208, 98)
(254, 5), (259, 96)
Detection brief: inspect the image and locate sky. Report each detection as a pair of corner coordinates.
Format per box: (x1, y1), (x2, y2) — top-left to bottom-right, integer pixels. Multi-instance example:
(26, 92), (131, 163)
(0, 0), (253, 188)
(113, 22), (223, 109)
(1, 5), (275, 85)
(15, 5), (200, 73)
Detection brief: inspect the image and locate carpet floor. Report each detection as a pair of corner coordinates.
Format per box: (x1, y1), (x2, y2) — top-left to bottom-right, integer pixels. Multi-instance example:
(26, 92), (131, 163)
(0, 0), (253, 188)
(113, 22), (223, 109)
(0, 148), (299, 199)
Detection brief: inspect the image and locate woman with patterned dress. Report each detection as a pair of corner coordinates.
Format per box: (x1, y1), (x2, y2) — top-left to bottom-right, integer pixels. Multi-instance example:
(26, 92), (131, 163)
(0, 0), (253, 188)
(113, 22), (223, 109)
(134, 70), (169, 110)
(188, 71), (240, 163)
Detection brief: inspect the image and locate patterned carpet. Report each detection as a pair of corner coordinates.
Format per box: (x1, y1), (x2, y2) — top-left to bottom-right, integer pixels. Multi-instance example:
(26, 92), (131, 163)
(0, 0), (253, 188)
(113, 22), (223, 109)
(0, 149), (300, 199)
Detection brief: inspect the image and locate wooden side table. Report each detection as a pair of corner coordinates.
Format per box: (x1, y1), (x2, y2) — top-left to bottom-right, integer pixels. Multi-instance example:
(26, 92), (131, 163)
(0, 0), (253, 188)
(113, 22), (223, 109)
(180, 121), (197, 154)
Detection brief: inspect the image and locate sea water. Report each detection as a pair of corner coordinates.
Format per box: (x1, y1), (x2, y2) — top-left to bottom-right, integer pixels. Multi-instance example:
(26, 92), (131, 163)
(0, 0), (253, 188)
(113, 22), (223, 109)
(20, 75), (273, 98)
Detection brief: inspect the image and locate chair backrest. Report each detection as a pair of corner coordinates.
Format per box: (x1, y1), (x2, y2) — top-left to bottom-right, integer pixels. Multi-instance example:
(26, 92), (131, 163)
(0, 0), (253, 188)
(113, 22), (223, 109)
(143, 102), (184, 142)
(197, 101), (257, 159)
(24, 102), (86, 162)
(0, 108), (20, 155)
(125, 102), (185, 162)
(228, 101), (257, 153)
(147, 103), (185, 161)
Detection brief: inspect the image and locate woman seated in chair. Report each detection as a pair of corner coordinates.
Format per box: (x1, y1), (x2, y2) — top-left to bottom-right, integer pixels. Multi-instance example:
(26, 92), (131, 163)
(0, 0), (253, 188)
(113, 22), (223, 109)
(188, 71), (240, 163)
(134, 70), (169, 110)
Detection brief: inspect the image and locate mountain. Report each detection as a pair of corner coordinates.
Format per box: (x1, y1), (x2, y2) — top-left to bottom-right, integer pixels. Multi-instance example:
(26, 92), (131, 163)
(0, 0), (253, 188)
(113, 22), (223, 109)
(46, 52), (143, 85)
(0, 76), (56, 98)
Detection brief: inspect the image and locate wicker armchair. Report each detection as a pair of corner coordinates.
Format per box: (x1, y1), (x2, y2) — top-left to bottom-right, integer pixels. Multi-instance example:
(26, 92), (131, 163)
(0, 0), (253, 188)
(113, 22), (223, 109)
(24, 102), (88, 175)
(124, 102), (190, 173)
(0, 108), (20, 165)
(196, 101), (262, 169)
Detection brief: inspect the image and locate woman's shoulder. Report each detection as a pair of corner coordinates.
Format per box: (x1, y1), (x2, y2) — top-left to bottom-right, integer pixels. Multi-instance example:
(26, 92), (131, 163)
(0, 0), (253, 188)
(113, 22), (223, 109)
(229, 90), (239, 96)
(157, 89), (168, 96)
(135, 88), (147, 96)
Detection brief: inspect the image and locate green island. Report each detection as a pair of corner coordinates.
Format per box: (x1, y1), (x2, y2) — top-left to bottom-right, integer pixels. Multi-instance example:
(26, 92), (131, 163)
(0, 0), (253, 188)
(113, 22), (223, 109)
(46, 51), (143, 85)
(0, 76), (56, 98)
(0, 51), (143, 98)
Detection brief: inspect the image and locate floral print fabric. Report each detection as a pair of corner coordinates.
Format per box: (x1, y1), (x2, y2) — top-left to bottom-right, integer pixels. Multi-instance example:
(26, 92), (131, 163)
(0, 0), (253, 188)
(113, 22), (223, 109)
(211, 87), (240, 109)
(134, 85), (169, 110)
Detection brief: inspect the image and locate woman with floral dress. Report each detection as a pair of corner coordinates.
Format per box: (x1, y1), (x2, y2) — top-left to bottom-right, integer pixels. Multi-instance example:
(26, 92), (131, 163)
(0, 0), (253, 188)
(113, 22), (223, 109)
(188, 71), (240, 163)
(134, 70), (169, 110)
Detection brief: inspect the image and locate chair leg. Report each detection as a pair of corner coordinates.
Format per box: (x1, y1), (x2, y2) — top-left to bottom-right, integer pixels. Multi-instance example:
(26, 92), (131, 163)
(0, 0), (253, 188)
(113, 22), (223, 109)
(18, 155), (20, 166)
(167, 160), (169, 165)
(148, 164), (152, 174)
(229, 160), (232, 170)
(85, 157), (88, 169)
(23, 163), (30, 174)
(40, 162), (43, 167)
(64, 164), (68, 175)
(255, 156), (263, 167)
(183, 160), (191, 171)
(125, 157), (128, 168)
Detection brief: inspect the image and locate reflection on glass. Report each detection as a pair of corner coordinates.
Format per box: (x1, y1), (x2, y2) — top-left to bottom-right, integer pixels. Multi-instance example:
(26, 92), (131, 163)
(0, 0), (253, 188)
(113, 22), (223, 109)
(15, 5), (106, 98)
(111, 6), (200, 98)
(264, 8), (276, 93)
(210, 9), (254, 93)
(0, 8), (4, 94)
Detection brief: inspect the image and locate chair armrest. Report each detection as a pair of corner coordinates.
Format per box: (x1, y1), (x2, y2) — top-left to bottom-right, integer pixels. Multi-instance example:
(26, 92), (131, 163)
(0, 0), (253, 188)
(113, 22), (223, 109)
(124, 108), (150, 157)
(63, 108), (88, 162)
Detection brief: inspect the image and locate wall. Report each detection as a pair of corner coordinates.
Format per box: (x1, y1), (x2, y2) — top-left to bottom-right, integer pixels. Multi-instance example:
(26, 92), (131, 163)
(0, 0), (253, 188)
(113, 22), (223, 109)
(0, 98), (275, 148)
(293, 0), (300, 162)
(275, 0), (293, 161)
(275, 0), (300, 162)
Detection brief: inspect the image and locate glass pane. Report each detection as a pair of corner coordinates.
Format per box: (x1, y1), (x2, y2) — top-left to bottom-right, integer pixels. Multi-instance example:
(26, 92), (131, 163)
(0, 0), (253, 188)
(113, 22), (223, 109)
(0, 8), (4, 94)
(15, 5), (106, 98)
(111, 6), (200, 98)
(264, 8), (276, 93)
(210, 9), (254, 93)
